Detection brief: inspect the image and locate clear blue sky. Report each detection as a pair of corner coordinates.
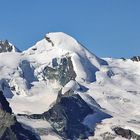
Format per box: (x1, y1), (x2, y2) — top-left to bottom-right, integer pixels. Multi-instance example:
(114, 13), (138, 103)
(0, 0), (140, 58)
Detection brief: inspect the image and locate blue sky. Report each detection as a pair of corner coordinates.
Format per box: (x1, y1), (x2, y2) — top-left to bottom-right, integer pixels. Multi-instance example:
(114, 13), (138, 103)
(0, 0), (140, 58)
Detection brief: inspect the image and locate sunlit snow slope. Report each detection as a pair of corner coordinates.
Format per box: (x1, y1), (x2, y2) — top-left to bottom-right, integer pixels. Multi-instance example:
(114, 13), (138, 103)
(0, 32), (140, 140)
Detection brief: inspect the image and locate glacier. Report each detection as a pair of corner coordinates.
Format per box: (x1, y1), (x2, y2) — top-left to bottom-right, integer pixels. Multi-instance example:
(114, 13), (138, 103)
(0, 32), (140, 140)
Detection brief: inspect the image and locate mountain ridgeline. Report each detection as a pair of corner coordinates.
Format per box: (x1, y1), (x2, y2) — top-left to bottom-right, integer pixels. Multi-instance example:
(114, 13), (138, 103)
(0, 32), (140, 140)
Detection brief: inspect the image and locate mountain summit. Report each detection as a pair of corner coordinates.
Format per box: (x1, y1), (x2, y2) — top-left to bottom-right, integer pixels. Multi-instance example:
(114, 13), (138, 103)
(26, 32), (107, 82)
(0, 32), (140, 140)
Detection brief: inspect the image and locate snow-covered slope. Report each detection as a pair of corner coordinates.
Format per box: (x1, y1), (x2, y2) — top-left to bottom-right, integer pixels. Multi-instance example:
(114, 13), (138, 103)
(25, 32), (107, 82)
(0, 32), (107, 116)
(0, 32), (140, 140)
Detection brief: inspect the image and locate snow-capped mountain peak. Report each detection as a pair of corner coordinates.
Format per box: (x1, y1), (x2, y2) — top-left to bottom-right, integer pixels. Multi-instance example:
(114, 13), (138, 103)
(0, 32), (140, 140)
(28, 32), (85, 53)
(0, 40), (20, 53)
(46, 32), (84, 52)
(25, 32), (107, 82)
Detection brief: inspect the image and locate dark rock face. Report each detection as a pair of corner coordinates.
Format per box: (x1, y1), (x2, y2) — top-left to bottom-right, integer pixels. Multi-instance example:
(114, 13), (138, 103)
(0, 79), (14, 98)
(0, 91), (39, 140)
(45, 36), (54, 46)
(0, 40), (20, 53)
(43, 57), (76, 86)
(0, 116), (39, 140)
(0, 91), (12, 113)
(131, 56), (140, 62)
(44, 92), (93, 139)
(0, 40), (13, 52)
(100, 132), (116, 140)
(113, 127), (140, 140)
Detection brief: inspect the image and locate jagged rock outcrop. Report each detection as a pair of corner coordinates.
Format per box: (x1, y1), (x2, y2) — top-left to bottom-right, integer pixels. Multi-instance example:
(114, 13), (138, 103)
(0, 91), (12, 113)
(44, 90), (93, 139)
(131, 56), (140, 62)
(43, 57), (76, 86)
(45, 35), (54, 46)
(113, 127), (140, 140)
(0, 40), (20, 53)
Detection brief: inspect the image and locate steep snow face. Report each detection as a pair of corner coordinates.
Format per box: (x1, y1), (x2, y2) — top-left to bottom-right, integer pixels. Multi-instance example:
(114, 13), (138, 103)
(85, 58), (140, 139)
(26, 32), (107, 82)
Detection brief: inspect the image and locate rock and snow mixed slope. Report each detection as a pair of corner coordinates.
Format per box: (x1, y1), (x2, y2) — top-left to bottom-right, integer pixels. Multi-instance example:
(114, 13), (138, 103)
(0, 91), (38, 140)
(0, 40), (20, 53)
(0, 32), (140, 140)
